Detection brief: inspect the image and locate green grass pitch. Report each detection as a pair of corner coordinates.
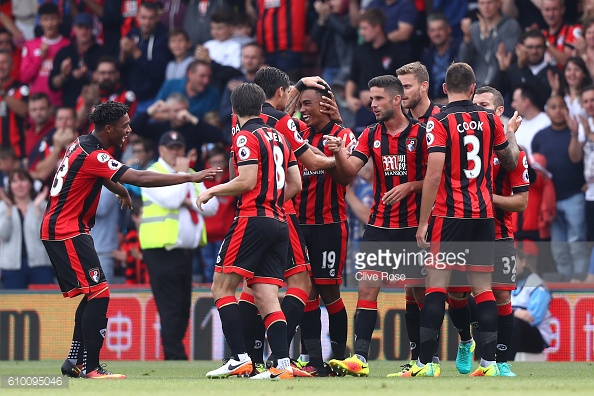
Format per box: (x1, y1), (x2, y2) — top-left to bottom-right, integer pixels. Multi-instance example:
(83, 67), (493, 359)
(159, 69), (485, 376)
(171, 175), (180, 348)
(1, 361), (594, 395)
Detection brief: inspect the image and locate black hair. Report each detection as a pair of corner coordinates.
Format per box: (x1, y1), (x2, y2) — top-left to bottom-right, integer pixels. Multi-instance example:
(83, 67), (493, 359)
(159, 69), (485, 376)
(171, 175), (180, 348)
(88, 101), (129, 130)
(38, 3), (60, 16)
(231, 83), (265, 117)
(254, 67), (290, 100)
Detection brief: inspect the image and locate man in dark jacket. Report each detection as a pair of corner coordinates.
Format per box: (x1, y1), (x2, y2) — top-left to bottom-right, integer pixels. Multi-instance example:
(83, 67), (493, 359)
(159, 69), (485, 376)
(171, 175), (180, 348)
(119, 1), (173, 113)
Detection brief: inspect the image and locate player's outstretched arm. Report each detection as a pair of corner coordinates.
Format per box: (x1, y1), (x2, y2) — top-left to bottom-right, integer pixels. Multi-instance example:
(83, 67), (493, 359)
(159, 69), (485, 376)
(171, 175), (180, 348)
(493, 191), (528, 212)
(118, 167), (222, 187)
(196, 164), (257, 211)
(416, 152), (445, 249)
(298, 148), (336, 171)
(284, 164), (302, 201)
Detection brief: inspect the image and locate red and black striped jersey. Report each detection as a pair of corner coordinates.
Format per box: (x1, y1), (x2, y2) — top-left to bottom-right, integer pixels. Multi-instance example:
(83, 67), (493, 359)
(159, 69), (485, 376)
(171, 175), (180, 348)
(408, 101), (443, 124)
(295, 122), (356, 224)
(40, 134), (129, 241)
(426, 99), (508, 219)
(0, 80), (29, 159)
(232, 104), (308, 215)
(494, 150), (529, 240)
(256, 0), (306, 53)
(232, 117), (297, 221)
(352, 120), (428, 229)
(76, 87), (137, 133)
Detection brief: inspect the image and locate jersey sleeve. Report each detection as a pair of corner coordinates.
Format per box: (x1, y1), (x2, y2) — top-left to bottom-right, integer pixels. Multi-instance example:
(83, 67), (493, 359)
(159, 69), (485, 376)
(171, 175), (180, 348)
(352, 126), (371, 164)
(493, 115), (509, 150)
(233, 131), (260, 166)
(509, 151), (530, 193)
(277, 114), (308, 156)
(564, 25), (581, 49)
(84, 150), (130, 181)
(426, 117), (447, 153)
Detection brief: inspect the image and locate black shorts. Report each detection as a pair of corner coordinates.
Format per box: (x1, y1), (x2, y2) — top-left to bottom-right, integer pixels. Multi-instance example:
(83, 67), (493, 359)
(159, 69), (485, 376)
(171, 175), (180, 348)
(492, 239), (517, 290)
(360, 225), (425, 285)
(427, 216), (495, 272)
(285, 214), (311, 278)
(300, 221), (348, 285)
(42, 234), (107, 298)
(216, 216), (289, 287)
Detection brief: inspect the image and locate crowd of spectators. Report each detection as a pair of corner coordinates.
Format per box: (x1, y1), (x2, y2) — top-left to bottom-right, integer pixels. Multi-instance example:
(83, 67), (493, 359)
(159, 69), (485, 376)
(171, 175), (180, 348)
(0, 0), (592, 288)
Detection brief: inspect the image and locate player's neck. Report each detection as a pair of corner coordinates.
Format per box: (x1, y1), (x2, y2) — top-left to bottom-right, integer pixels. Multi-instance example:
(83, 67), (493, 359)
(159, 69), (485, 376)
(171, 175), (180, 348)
(447, 93), (471, 103)
(91, 130), (111, 149)
(313, 118), (332, 132)
(266, 99), (280, 111)
(383, 112), (410, 135)
(237, 115), (259, 127)
(411, 97), (432, 119)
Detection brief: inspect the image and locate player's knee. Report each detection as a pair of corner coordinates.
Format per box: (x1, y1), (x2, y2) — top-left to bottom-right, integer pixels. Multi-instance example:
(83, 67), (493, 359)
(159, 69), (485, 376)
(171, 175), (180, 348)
(286, 271), (312, 293)
(493, 289), (510, 304)
(318, 285), (340, 304)
(357, 286), (380, 302)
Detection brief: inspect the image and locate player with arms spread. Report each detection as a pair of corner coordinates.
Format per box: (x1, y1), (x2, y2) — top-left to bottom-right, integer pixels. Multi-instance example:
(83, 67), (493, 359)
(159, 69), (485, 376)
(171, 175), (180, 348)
(41, 101), (220, 379)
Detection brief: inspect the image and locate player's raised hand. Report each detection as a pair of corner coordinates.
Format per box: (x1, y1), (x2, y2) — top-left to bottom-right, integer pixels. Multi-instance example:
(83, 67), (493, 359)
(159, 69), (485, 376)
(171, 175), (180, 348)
(507, 111), (523, 133)
(196, 189), (213, 211)
(191, 167), (222, 183)
(416, 222), (430, 249)
(116, 190), (133, 210)
(320, 91), (343, 124)
(323, 135), (344, 154)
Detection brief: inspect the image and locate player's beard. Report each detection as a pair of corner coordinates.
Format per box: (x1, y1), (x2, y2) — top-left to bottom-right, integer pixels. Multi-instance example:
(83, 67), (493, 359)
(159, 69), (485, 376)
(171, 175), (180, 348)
(376, 107), (395, 122)
(403, 92), (421, 112)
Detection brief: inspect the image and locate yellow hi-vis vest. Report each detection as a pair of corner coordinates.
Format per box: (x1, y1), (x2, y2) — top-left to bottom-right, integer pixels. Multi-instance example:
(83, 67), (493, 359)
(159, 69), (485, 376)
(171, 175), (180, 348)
(138, 162), (207, 249)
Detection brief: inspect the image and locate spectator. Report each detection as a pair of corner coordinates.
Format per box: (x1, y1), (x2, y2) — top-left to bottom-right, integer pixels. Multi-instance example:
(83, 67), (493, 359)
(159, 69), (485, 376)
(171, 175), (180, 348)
(0, 49), (29, 160)
(200, 146), (235, 283)
(102, 0), (159, 57)
(11, 0), (37, 41)
(541, 0), (581, 68)
(49, 13), (106, 108)
(75, 55), (137, 132)
(346, 8), (411, 133)
(510, 249), (553, 361)
(568, 85), (594, 280)
(155, 60), (220, 121)
(458, 0), (521, 88)
(203, 9), (242, 69)
(496, 29), (558, 103)
(0, 170), (52, 289)
(501, 0), (547, 30)
(120, 1), (173, 113)
(510, 84), (551, 158)
(573, 17), (594, 77)
(421, 12), (460, 102)
(183, 0), (231, 46)
(311, 0), (357, 88)
(219, 43), (265, 137)
(231, 12), (254, 47)
(130, 92), (225, 169)
(161, 0), (188, 30)
(165, 29), (194, 80)
(113, 198), (149, 284)
(0, 3), (26, 46)
(90, 186), (121, 284)
(28, 106), (78, 183)
(0, 145), (24, 190)
(531, 95), (589, 276)
(25, 93), (55, 159)
(0, 28), (21, 81)
(139, 131), (219, 360)
(249, 0), (307, 81)
(549, 56), (592, 119)
(123, 136), (155, 200)
(365, 0), (417, 49)
(433, 0), (468, 40)
(20, 3), (70, 107)
(33, 0), (75, 39)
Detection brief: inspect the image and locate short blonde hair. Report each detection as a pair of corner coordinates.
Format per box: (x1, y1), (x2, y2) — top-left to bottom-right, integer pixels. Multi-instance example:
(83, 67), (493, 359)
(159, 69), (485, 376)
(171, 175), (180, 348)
(396, 62), (429, 84)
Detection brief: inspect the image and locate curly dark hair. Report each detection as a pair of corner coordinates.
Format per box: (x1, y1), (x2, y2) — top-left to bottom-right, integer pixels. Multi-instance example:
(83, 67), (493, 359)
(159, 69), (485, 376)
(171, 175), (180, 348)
(88, 101), (129, 130)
